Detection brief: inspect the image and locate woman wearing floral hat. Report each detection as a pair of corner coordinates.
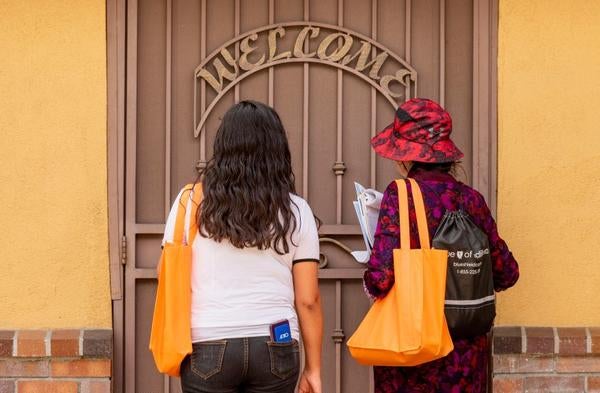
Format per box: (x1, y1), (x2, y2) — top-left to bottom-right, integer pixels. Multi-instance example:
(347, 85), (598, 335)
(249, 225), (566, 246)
(364, 98), (520, 392)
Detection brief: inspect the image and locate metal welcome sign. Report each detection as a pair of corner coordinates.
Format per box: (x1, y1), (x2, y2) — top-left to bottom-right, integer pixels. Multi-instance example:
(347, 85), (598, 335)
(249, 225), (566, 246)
(194, 22), (417, 136)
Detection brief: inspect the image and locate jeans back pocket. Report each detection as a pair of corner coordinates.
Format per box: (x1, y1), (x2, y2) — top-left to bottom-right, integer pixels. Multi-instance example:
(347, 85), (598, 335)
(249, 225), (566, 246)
(190, 340), (227, 379)
(267, 339), (300, 380)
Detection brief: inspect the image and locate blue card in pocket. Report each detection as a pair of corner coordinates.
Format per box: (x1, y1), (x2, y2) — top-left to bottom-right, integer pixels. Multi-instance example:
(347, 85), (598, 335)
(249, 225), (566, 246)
(270, 320), (292, 343)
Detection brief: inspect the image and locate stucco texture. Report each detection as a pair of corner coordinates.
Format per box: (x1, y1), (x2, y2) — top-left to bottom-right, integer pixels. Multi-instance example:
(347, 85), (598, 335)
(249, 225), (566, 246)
(496, 0), (600, 325)
(0, 1), (111, 328)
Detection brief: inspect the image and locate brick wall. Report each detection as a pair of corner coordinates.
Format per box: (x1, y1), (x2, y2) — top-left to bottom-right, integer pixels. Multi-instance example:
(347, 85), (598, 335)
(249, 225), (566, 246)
(0, 330), (111, 393)
(2, 327), (598, 392)
(493, 327), (600, 393)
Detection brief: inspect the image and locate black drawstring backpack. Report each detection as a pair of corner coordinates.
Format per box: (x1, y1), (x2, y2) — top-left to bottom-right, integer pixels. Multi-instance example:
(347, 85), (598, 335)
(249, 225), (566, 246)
(431, 191), (496, 339)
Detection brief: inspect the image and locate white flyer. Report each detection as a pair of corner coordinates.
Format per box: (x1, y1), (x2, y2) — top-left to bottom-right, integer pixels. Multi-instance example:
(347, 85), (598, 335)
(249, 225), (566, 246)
(351, 182), (383, 263)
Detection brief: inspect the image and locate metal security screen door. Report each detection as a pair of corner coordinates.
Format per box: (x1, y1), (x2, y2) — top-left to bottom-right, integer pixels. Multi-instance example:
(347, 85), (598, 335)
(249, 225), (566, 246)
(110, 0), (497, 392)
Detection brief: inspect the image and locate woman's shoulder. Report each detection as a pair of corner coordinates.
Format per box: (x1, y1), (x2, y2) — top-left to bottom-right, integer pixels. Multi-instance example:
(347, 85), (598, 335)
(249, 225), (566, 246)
(290, 193), (307, 205)
(454, 181), (487, 203)
(290, 193), (313, 216)
(288, 194), (319, 241)
(383, 180), (400, 195)
(452, 182), (493, 217)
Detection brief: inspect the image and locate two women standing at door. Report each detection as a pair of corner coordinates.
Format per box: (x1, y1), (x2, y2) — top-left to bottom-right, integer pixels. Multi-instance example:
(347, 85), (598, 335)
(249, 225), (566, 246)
(163, 101), (323, 393)
(364, 98), (520, 392)
(161, 97), (517, 393)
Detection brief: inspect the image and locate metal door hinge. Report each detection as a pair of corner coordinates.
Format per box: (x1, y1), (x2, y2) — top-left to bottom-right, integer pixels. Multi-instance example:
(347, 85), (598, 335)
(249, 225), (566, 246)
(121, 236), (128, 266)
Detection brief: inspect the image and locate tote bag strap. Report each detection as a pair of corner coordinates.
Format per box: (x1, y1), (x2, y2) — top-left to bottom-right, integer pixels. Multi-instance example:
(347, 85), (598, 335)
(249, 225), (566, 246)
(395, 179), (431, 249)
(172, 187), (191, 245)
(172, 183), (203, 245)
(408, 178), (430, 249)
(185, 183), (203, 245)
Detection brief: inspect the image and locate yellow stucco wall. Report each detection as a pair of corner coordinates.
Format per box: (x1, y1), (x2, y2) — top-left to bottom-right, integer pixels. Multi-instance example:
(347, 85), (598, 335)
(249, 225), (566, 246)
(496, 0), (600, 325)
(1, 0), (598, 329)
(0, 1), (111, 328)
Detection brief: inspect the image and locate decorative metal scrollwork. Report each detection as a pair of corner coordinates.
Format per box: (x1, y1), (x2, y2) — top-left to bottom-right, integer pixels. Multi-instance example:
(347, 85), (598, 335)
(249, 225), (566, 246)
(318, 254), (329, 269)
(332, 161), (346, 176)
(331, 328), (345, 344)
(318, 237), (355, 269)
(194, 22), (417, 137)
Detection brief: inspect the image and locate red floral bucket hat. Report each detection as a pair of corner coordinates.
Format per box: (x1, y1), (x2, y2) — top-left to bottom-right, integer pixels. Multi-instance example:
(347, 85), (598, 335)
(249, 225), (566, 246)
(371, 98), (464, 163)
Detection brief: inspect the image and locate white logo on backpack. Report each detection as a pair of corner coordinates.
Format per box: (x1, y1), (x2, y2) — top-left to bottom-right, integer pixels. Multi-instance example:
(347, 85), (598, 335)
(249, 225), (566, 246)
(448, 248), (489, 260)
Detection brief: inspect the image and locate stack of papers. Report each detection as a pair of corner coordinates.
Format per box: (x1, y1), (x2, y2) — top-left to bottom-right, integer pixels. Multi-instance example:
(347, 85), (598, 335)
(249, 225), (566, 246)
(351, 182), (383, 263)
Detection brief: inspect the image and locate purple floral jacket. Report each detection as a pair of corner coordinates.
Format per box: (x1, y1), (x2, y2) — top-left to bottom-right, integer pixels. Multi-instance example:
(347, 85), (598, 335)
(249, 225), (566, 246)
(364, 167), (519, 393)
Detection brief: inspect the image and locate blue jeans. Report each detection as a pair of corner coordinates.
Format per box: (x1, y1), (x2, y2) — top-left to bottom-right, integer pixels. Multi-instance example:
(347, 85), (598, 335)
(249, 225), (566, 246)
(180, 336), (300, 393)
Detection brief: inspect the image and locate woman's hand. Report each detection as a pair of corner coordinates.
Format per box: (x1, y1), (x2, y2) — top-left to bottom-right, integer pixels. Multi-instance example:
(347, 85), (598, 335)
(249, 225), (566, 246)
(298, 368), (321, 393)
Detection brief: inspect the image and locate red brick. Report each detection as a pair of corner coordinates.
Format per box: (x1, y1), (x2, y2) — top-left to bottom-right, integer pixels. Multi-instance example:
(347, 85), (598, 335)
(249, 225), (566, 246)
(51, 359), (111, 377)
(525, 327), (555, 354)
(555, 356), (600, 373)
(524, 376), (584, 392)
(493, 376), (523, 393)
(0, 359), (48, 377)
(590, 327), (600, 354)
(0, 380), (15, 393)
(588, 376), (600, 392)
(16, 331), (46, 357)
(0, 332), (14, 358)
(50, 330), (80, 357)
(82, 330), (112, 358)
(80, 379), (111, 393)
(493, 354), (554, 373)
(557, 327), (586, 355)
(493, 326), (523, 354)
(18, 380), (78, 393)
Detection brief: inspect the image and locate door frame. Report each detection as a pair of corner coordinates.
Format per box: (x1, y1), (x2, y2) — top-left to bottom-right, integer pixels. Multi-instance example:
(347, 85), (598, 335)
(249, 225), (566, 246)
(106, 1), (499, 392)
(107, 0), (126, 392)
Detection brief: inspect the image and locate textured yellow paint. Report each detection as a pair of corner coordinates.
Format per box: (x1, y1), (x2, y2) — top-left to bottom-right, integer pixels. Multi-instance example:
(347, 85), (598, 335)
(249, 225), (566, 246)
(0, 1), (111, 328)
(2, 0), (598, 330)
(496, 0), (600, 325)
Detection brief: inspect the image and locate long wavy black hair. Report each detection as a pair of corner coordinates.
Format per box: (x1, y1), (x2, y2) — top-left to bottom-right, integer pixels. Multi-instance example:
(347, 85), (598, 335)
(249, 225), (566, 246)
(196, 100), (298, 255)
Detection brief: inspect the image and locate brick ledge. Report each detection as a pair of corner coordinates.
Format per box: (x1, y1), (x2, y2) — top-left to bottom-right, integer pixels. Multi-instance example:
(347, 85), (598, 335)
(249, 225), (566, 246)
(0, 329), (112, 393)
(493, 326), (600, 355)
(493, 326), (600, 393)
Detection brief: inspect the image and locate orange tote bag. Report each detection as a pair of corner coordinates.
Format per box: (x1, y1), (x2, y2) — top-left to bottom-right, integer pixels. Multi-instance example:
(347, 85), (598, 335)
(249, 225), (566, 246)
(149, 183), (203, 377)
(347, 178), (453, 366)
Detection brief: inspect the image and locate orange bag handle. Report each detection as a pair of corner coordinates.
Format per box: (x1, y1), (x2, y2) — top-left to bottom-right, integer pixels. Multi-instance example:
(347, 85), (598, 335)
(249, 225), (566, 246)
(408, 178), (430, 249)
(172, 183), (203, 245)
(187, 183), (203, 244)
(397, 180), (411, 249)
(395, 179), (430, 249)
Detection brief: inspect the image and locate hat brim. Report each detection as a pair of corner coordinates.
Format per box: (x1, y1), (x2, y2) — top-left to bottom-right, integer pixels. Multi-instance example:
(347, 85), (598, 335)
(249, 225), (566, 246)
(371, 123), (464, 163)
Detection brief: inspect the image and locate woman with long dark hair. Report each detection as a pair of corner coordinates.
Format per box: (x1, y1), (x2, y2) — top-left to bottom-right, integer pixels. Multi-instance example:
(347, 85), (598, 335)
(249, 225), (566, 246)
(163, 101), (323, 393)
(365, 98), (519, 392)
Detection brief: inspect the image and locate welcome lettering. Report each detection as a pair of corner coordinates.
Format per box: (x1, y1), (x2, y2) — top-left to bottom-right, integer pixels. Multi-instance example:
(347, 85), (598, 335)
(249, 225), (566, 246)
(196, 24), (413, 98)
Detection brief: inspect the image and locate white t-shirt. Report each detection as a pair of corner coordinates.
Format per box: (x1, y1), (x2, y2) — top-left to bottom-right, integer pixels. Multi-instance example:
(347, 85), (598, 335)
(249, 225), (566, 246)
(163, 189), (320, 342)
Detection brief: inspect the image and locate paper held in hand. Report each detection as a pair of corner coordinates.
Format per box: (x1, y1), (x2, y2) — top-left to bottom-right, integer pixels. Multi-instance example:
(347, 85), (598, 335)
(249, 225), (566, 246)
(351, 182), (383, 263)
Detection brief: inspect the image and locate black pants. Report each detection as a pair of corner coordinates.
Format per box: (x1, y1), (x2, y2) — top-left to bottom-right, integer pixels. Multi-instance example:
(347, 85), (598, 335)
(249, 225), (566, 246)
(180, 336), (300, 393)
